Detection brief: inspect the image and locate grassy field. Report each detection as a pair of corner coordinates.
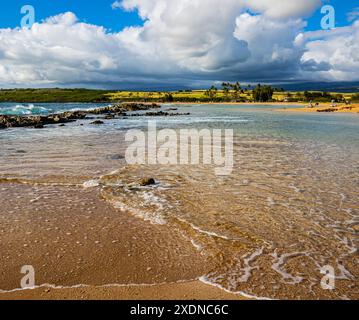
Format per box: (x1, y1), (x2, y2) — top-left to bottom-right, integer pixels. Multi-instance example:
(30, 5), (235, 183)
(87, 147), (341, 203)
(0, 88), (358, 103)
(0, 89), (112, 103)
(106, 90), (358, 103)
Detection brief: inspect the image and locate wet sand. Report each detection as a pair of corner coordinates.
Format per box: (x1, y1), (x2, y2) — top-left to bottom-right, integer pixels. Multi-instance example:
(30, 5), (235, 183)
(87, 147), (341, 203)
(0, 183), (226, 300)
(0, 280), (244, 300)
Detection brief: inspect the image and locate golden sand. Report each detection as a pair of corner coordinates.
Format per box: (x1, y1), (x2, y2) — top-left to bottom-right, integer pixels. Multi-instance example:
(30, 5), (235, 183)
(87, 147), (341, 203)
(279, 102), (359, 113)
(0, 280), (244, 300)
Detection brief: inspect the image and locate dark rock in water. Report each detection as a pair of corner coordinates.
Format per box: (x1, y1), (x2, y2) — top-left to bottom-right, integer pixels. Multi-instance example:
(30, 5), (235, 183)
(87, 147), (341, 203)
(130, 111), (190, 117)
(16, 150), (27, 154)
(139, 178), (156, 186)
(317, 108), (338, 113)
(59, 124), (66, 127)
(107, 154), (125, 160)
(89, 103), (160, 115)
(34, 124), (44, 129)
(0, 111), (84, 129)
(104, 115), (115, 120)
(90, 120), (104, 125)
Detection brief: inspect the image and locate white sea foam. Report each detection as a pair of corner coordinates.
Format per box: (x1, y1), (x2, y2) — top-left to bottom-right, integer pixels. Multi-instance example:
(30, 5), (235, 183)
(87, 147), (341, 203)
(199, 276), (272, 300)
(176, 217), (238, 241)
(112, 200), (166, 225)
(238, 247), (265, 283)
(190, 239), (204, 252)
(271, 251), (309, 285)
(336, 260), (355, 280)
(0, 278), (198, 294)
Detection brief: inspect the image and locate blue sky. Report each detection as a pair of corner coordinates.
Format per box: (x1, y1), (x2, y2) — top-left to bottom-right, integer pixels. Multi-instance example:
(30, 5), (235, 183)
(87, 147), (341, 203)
(306, 0), (358, 29)
(0, 1), (358, 88)
(1, 0), (357, 31)
(0, 1), (142, 31)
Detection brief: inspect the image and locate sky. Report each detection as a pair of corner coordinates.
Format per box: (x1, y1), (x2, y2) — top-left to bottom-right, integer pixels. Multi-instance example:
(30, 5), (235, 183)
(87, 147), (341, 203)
(0, 0), (358, 89)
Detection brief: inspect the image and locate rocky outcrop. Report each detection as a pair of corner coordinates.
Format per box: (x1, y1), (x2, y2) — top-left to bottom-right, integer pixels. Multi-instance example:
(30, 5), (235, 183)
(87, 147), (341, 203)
(88, 103), (160, 115)
(0, 103), (161, 129)
(0, 111), (86, 129)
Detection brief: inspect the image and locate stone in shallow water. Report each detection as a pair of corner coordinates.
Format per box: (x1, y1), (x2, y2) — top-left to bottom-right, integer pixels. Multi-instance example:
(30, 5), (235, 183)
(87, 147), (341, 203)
(139, 178), (156, 186)
(90, 120), (104, 125)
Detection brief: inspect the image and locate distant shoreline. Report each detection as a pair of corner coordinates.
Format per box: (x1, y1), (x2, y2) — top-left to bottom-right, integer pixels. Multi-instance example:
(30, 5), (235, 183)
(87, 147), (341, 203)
(1, 101), (359, 115)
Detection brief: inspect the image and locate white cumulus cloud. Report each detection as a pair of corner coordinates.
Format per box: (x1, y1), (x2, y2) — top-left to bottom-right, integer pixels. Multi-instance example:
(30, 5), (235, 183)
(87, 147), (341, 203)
(0, 0), (357, 88)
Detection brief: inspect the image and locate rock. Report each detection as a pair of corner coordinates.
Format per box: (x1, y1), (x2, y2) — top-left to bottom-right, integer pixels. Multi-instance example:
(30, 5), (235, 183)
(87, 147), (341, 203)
(139, 178), (156, 186)
(104, 115), (115, 120)
(0, 103), (168, 130)
(107, 154), (125, 160)
(90, 120), (104, 125)
(88, 103), (161, 115)
(317, 108), (338, 113)
(130, 111), (190, 117)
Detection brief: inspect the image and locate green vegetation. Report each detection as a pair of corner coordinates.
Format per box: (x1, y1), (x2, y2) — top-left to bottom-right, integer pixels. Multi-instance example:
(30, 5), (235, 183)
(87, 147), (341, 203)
(252, 84), (274, 102)
(0, 88), (112, 103)
(0, 86), (357, 104)
(351, 93), (359, 102)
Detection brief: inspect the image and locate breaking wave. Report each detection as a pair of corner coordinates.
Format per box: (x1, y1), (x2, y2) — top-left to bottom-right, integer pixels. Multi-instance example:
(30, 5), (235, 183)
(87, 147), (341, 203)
(0, 104), (51, 116)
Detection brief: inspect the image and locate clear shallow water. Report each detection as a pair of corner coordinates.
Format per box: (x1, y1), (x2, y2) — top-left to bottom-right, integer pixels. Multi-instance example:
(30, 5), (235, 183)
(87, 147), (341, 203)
(0, 103), (358, 299)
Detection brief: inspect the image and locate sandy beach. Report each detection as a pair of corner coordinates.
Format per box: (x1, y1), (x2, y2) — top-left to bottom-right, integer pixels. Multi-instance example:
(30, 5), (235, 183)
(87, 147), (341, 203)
(0, 280), (245, 300)
(0, 103), (358, 300)
(278, 103), (359, 113)
(0, 182), (225, 300)
(162, 101), (359, 113)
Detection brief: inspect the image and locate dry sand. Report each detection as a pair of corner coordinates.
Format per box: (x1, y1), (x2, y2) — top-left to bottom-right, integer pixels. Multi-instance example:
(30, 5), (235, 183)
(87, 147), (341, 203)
(277, 102), (359, 113)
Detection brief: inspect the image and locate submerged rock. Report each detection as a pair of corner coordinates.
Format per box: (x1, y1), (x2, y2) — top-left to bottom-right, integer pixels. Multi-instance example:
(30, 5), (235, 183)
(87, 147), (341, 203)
(90, 120), (104, 125)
